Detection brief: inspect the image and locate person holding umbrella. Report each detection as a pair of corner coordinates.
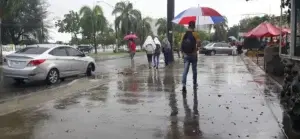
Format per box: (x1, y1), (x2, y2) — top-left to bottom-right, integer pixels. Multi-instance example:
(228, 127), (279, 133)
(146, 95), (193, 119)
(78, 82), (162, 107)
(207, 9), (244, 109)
(128, 38), (136, 60)
(172, 6), (225, 94)
(124, 34), (138, 60)
(181, 21), (201, 92)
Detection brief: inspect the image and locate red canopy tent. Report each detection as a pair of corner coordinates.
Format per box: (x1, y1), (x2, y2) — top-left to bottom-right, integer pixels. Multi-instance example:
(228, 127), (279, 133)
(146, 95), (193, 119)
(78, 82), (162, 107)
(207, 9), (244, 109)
(244, 22), (281, 38)
(282, 28), (291, 34)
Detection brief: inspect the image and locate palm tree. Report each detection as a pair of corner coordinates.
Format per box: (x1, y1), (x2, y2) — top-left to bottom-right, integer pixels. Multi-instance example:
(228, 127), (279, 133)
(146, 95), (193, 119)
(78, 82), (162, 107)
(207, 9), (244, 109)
(80, 5), (107, 53)
(137, 17), (153, 44)
(173, 24), (186, 32)
(155, 18), (167, 36)
(112, 1), (141, 37)
(212, 16), (228, 41)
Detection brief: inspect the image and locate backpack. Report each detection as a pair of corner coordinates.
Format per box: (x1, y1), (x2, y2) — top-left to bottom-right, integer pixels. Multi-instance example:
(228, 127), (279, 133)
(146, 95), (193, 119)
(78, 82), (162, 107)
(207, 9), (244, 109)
(181, 31), (196, 54)
(145, 44), (154, 54)
(154, 44), (161, 54)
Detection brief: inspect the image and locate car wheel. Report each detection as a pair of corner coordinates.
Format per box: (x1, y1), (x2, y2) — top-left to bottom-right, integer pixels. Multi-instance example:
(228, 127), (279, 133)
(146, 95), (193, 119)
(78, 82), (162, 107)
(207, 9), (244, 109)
(46, 69), (59, 85)
(210, 50), (216, 55)
(86, 63), (94, 77)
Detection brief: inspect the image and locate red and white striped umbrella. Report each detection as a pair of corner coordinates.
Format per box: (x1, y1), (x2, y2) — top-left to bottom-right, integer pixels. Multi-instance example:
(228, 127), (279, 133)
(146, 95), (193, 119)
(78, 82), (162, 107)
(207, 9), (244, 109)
(172, 7), (225, 25)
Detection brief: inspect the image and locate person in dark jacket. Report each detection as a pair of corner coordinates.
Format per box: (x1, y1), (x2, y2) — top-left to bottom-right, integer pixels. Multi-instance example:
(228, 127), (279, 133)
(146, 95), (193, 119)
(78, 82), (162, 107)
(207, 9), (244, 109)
(162, 38), (171, 66)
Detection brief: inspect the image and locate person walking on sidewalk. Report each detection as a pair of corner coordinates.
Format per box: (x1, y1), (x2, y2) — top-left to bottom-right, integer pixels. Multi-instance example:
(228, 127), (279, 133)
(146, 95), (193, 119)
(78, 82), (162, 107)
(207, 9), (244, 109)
(153, 37), (161, 69)
(162, 37), (172, 66)
(181, 21), (201, 92)
(128, 38), (136, 60)
(143, 36), (156, 69)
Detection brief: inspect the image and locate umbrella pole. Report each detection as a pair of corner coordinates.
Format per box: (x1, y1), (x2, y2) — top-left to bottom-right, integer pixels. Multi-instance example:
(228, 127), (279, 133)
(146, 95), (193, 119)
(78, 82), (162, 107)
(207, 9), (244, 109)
(279, 0), (283, 54)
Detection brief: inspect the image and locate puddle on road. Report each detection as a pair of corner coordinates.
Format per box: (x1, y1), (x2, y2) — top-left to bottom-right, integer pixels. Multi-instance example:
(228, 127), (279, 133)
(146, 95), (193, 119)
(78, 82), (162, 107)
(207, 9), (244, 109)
(0, 109), (49, 139)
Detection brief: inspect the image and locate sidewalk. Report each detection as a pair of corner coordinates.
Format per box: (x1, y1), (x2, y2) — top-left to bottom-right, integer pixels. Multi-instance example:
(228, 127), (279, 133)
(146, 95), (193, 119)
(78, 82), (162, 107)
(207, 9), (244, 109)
(0, 55), (293, 139)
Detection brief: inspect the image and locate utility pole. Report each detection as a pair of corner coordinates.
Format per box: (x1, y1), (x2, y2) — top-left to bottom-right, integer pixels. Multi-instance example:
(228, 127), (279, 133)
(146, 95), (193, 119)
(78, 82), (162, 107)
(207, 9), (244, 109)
(279, 0), (284, 54)
(167, 0), (174, 62)
(0, 17), (2, 65)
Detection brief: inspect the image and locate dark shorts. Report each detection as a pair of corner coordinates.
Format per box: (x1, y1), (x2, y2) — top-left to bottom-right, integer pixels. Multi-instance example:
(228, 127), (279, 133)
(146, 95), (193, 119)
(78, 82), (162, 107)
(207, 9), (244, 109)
(146, 54), (153, 62)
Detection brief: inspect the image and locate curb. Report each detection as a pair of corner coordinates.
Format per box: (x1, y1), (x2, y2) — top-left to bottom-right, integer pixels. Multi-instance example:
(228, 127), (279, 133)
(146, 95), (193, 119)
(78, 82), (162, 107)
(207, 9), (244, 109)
(241, 55), (283, 88)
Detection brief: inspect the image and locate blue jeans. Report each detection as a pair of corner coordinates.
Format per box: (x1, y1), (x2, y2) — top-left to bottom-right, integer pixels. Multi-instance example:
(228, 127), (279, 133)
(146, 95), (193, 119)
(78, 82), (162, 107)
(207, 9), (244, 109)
(182, 55), (197, 86)
(153, 54), (160, 67)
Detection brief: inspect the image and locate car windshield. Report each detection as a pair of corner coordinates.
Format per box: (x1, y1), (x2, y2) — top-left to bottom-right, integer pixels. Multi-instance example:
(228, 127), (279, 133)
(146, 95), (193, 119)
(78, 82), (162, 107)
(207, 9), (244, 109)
(16, 47), (49, 54)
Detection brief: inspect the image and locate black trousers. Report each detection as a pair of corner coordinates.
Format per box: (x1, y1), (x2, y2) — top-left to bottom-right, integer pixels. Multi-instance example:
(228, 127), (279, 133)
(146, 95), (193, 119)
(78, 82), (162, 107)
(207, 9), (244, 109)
(164, 52), (169, 65)
(146, 54), (153, 63)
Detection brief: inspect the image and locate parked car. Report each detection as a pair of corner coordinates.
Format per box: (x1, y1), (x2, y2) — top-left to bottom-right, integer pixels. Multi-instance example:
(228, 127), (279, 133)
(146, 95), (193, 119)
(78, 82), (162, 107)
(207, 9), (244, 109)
(202, 42), (237, 55)
(199, 43), (213, 54)
(77, 45), (93, 53)
(2, 44), (96, 84)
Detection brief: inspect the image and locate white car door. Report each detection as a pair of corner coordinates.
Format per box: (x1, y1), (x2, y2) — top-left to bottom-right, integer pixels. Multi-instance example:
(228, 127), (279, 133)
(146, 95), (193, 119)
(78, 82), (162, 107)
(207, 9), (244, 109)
(66, 47), (88, 74)
(49, 47), (73, 77)
(221, 43), (233, 54)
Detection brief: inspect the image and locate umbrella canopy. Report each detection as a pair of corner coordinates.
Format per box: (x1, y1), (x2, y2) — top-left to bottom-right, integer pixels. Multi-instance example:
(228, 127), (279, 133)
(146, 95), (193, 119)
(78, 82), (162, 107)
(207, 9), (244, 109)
(124, 34), (138, 40)
(244, 22), (281, 38)
(275, 26), (291, 34)
(172, 7), (225, 25)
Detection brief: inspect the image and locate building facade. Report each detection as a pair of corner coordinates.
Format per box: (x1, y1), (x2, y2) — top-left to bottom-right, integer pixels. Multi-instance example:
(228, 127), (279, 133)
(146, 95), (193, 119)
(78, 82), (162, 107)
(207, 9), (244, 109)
(280, 0), (300, 126)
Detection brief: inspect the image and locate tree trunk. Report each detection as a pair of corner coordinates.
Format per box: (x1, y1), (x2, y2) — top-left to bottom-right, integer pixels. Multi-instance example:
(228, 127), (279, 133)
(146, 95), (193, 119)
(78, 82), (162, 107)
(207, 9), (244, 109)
(93, 33), (97, 54)
(74, 34), (79, 45)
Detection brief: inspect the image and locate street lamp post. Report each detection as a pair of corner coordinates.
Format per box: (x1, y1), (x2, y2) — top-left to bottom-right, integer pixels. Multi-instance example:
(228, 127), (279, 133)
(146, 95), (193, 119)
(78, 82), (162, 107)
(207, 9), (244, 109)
(0, 8), (3, 64)
(0, 17), (2, 64)
(167, 0), (175, 62)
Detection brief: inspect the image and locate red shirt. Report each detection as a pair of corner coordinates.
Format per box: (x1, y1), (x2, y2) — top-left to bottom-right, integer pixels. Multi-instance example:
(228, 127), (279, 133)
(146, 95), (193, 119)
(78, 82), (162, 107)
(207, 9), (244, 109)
(129, 41), (136, 52)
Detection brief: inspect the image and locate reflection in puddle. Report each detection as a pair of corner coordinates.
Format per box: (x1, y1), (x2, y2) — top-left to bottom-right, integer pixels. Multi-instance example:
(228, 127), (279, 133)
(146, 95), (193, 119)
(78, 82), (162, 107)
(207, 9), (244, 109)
(0, 109), (49, 139)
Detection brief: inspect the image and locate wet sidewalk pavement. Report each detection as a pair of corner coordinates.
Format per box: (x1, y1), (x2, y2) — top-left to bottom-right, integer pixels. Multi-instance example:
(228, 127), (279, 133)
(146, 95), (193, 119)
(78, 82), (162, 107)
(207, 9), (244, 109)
(0, 55), (294, 139)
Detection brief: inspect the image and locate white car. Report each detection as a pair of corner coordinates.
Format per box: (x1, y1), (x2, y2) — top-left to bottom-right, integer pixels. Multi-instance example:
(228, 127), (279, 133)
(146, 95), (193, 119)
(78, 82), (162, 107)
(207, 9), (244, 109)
(203, 43), (237, 56)
(3, 44), (96, 84)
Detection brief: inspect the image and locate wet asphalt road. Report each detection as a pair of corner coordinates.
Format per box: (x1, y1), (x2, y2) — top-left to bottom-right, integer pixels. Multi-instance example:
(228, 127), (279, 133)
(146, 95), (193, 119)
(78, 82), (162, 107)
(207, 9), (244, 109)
(0, 55), (298, 139)
(0, 54), (146, 100)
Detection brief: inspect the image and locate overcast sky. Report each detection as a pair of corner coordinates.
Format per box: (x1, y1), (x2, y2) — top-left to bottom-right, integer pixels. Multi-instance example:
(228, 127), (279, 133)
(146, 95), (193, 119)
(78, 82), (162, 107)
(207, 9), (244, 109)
(47, 0), (281, 42)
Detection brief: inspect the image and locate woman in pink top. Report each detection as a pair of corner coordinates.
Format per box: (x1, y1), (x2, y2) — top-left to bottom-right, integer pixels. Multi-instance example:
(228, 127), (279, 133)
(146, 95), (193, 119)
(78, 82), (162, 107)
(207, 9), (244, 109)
(128, 39), (136, 60)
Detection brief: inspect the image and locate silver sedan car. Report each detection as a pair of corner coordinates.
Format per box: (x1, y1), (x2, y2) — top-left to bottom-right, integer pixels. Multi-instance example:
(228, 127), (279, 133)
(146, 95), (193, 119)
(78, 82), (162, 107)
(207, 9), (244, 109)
(2, 44), (96, 84)
(202, 43), (237, 55)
